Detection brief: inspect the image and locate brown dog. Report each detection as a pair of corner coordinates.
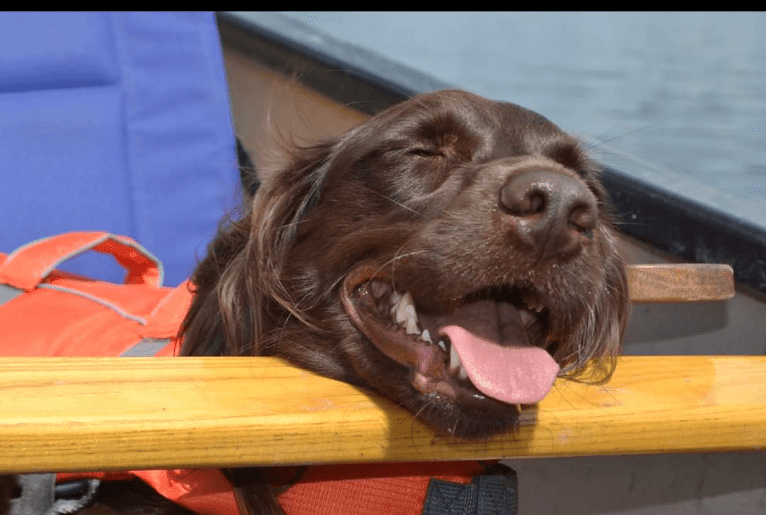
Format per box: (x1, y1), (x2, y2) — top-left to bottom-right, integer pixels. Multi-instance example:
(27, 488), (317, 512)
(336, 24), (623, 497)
(3, 90), (630, 515)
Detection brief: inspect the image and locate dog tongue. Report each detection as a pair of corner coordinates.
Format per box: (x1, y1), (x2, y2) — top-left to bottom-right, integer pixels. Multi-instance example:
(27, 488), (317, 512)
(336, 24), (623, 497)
(438, 301), (560, 405)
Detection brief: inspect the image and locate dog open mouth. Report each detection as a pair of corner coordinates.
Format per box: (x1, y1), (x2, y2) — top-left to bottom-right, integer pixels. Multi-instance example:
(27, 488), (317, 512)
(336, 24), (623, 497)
(341, 266), (560, 411)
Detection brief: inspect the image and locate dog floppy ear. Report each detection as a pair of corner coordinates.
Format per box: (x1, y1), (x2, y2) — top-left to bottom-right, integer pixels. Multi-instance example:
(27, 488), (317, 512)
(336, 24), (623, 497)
(180, 141), (337, 357)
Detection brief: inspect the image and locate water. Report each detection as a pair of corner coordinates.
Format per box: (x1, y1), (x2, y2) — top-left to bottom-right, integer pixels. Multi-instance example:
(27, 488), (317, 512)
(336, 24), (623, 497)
(282, 12), (765, 220)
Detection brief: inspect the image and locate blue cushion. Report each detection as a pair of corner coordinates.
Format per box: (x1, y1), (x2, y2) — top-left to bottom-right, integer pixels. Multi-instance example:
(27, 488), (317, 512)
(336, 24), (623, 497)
(0, 12), (237, 286)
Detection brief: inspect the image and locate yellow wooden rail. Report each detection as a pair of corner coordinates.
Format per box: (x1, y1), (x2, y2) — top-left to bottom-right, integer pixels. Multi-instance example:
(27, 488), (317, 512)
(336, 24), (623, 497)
(1, 355), (764, 474)
(0, 264), (738, 473)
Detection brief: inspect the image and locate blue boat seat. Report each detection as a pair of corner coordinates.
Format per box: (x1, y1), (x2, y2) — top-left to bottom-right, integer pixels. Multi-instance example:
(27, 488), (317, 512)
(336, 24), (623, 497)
(0, 12), (238, 286)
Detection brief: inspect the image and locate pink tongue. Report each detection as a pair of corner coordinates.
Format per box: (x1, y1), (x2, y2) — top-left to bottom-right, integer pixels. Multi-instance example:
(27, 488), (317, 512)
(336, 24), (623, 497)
(439, 301), (560, 405)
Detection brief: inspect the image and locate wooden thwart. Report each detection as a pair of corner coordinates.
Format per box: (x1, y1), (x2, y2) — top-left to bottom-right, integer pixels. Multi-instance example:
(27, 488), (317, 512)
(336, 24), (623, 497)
(1, 355), (764, 474)
(0, 263), (739, 473)
(628, 264), (734, 303)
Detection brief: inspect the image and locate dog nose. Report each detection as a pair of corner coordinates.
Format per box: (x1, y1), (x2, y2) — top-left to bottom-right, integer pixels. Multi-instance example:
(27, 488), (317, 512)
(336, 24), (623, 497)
(499, 169), (598, 260)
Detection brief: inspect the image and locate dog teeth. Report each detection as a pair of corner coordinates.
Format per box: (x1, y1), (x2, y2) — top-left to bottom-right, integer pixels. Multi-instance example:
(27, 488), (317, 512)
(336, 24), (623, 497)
(386, 290), (451, 364)
(522, 291), (545, 313)
(389, 291), (406, 318)
(392, 292), (409, 323)
(390, 291), (426, 338)
(395, 292), (417, 327)
(384, 288), (468, 381)
(449, 344), (459, 371)
(449, 341), (468, 380)
(405, 317), (420, 336)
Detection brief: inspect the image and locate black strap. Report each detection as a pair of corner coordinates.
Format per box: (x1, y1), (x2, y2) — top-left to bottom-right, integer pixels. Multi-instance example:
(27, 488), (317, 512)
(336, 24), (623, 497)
(422, 464), (518, 515)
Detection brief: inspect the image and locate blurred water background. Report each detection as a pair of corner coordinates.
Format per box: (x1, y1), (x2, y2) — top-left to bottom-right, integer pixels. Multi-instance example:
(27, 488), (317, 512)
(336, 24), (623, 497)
(281, 12), (765, 215)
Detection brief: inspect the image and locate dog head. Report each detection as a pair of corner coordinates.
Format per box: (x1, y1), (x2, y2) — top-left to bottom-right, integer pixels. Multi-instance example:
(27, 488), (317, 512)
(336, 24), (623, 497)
(182, 90), (629, 439)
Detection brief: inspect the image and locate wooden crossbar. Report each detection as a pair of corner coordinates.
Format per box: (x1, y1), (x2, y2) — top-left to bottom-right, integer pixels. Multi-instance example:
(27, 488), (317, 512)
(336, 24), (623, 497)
(1, 355), (764, 474)
(628, 264), (734, 302)
(0, 264), (738, 473)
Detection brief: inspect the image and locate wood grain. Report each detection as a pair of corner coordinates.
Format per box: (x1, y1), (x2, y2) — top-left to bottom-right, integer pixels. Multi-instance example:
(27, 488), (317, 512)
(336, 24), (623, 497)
(1, 355), (763, 473)
(628, 264), (734, 302)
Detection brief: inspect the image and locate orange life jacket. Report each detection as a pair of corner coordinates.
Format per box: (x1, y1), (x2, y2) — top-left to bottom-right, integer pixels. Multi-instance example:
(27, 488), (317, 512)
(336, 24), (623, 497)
(1, 233), (513, 515)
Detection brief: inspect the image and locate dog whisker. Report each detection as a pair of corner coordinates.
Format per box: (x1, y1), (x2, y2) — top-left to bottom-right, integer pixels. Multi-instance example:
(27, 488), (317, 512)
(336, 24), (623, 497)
(365, 187), (426, 217)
